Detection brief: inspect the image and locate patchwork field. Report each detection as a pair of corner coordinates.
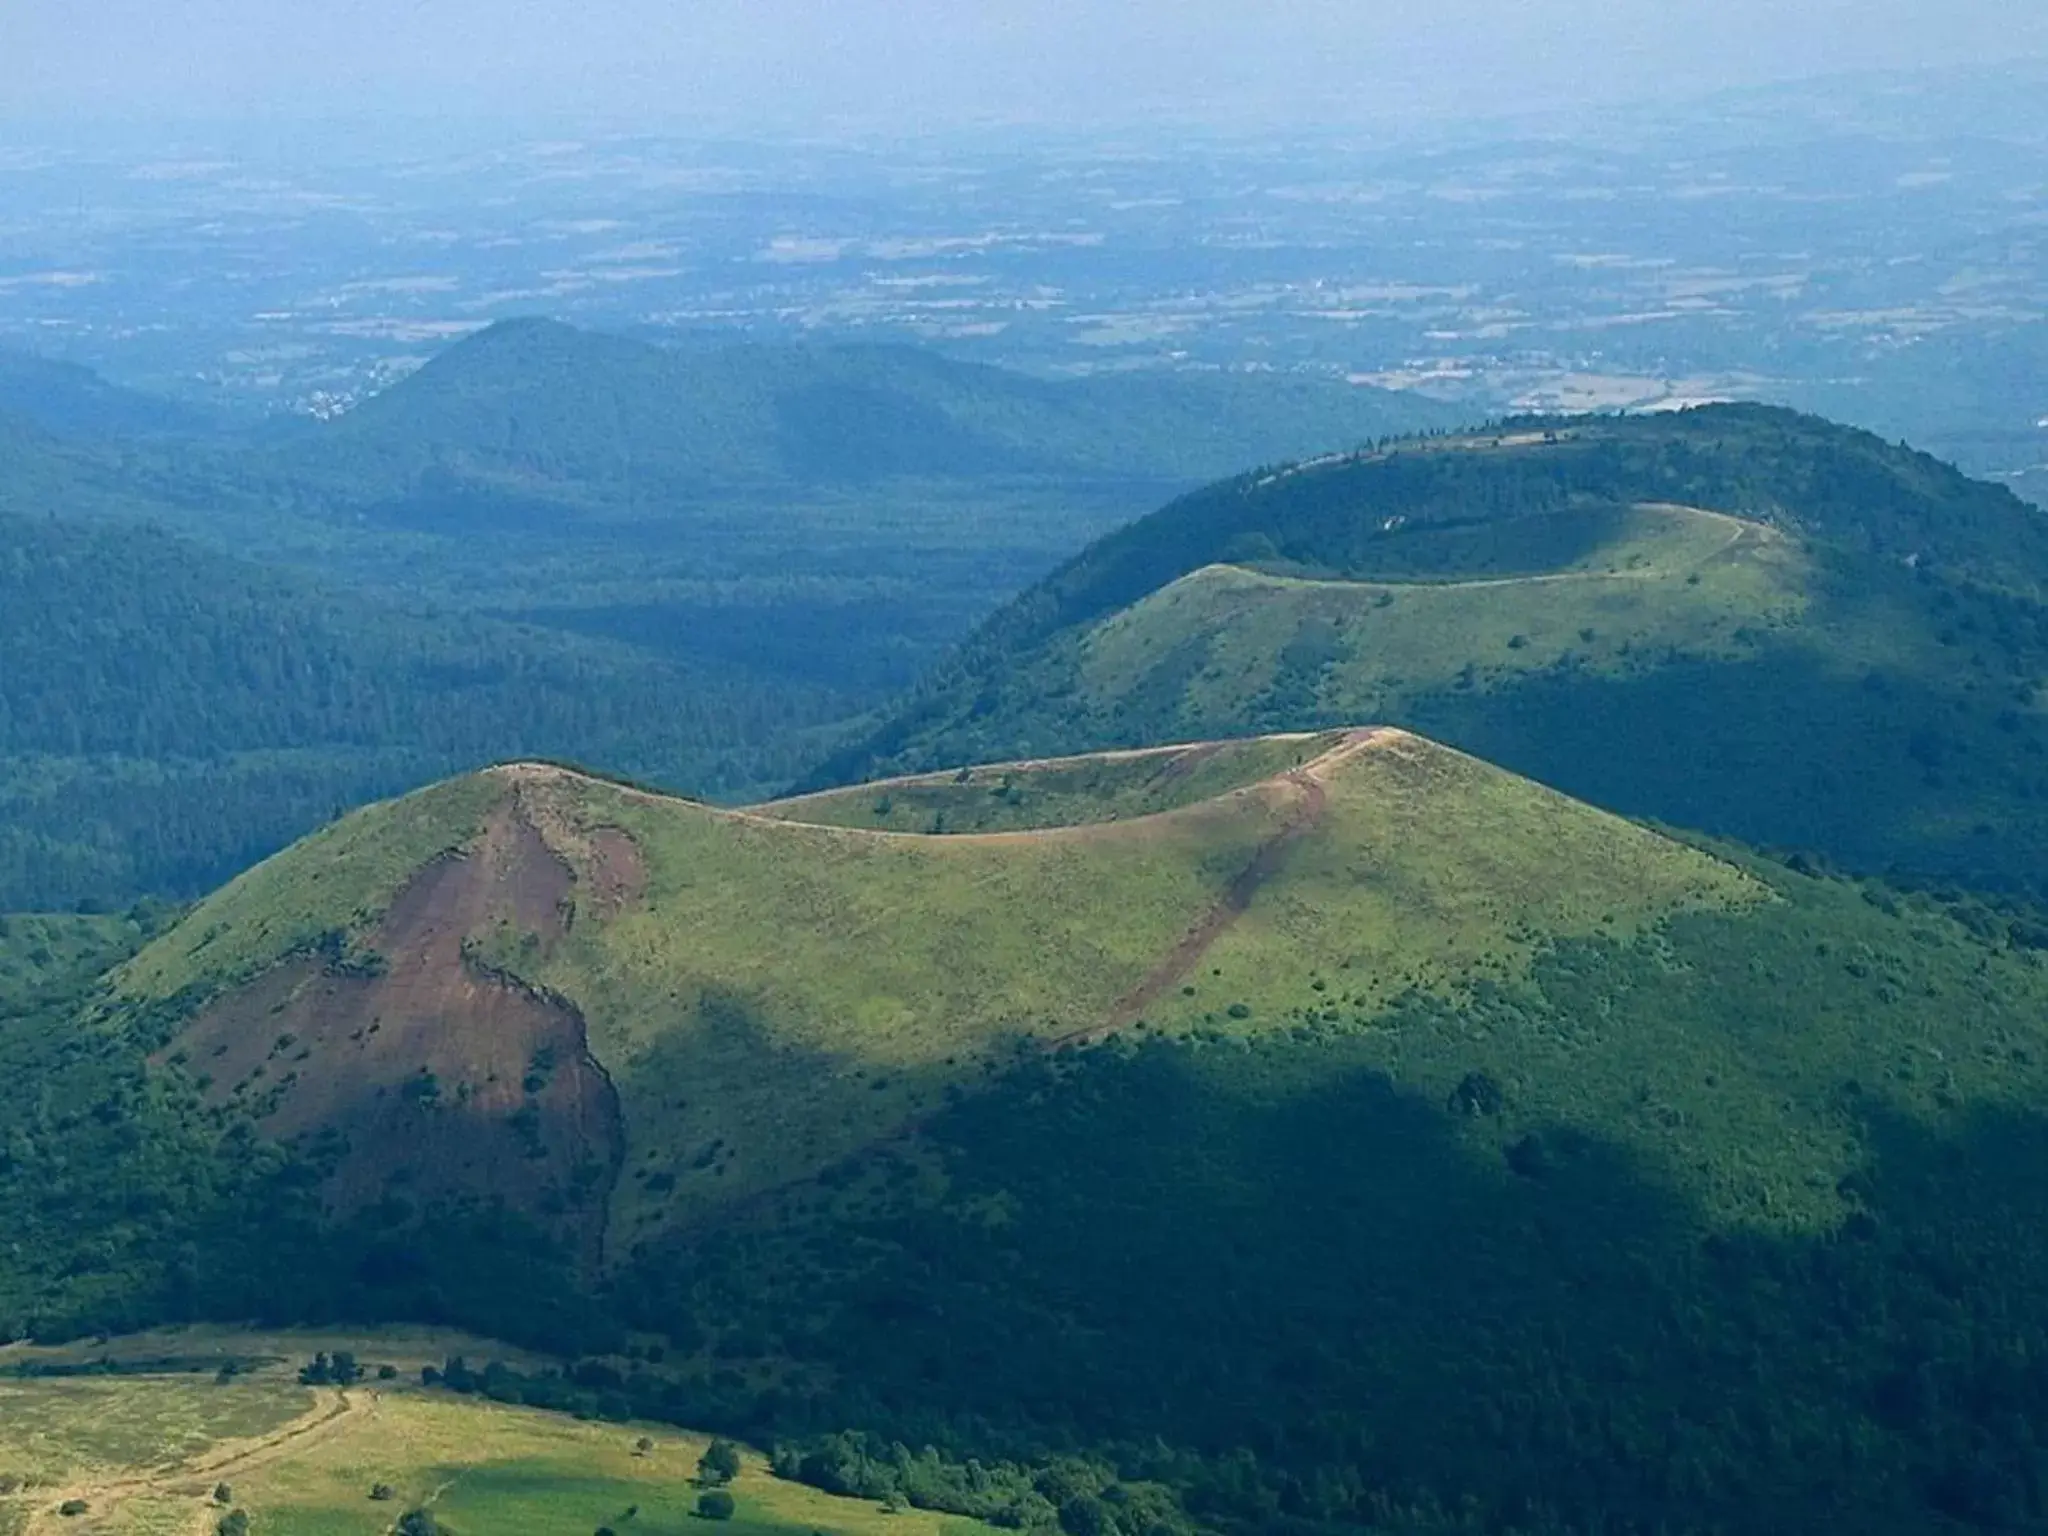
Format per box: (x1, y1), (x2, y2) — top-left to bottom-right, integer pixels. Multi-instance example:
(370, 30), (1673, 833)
(0, 1330), (987, 1536)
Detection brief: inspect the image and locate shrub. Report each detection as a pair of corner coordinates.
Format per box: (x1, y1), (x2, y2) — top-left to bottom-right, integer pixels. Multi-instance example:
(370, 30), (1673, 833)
(217, 1512), (250, 1536)
(59, 1500), (89, 1517)
(214, 1482), (233, 1504)
(696, 1490), (736, 1521)
(369, 1483), (396, 1501)
(697, 1437), (742, 1487)
(396, 1511), (440, 1536)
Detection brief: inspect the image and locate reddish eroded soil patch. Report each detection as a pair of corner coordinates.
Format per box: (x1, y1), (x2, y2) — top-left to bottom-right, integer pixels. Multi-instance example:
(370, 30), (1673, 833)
(575, 827), (646, 920)
(166, 801), (625, 1265)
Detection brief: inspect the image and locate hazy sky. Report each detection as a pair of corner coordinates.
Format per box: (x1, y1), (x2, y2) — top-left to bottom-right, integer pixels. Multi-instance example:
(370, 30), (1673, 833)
(7, 0), (2048, 132)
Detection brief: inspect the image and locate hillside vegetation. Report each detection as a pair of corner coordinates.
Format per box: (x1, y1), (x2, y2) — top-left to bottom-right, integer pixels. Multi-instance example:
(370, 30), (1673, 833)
(759, 732), (1352, 835)
(0, 325), (1464, 908)
(0, 1327), (991, 1536)
(0, 510), (842, 909)
(120, 729), (1750, 1243)
(235, 320), (1461, 693)
(821, 406), (2048, 898)
(0, 731), (2045, 1530)
(0, 351), (215, 440)
(275, 318), (1463, 502)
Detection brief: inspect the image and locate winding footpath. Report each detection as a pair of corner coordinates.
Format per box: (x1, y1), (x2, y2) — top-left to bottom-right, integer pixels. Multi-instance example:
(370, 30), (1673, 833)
(20, 1386), (373, 1536)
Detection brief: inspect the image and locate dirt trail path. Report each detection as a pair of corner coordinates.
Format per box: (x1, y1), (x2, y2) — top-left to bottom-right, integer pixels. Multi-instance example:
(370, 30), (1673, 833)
(21, 1387), (373, 1536)
(692, 728), (1403, 1231)
(1054, 725), (1395, 1047)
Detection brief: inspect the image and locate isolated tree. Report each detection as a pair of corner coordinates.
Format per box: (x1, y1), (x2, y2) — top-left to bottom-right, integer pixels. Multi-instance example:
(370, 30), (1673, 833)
(213, 1482), (233, 1504)
(696, 1490), (736, 1521)
(698, 1438), (743, 1487)
(396, 1510), (440, 1536)
(217, 1512), (249, 1536)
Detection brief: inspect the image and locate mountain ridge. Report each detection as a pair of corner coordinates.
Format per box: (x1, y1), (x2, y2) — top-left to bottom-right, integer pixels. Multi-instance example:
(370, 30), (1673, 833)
(278, 317), (1466, 507)
(815, 405), (2048, 898)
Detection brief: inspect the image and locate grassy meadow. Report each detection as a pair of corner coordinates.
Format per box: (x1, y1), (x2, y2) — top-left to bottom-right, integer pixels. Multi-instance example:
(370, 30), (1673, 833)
(1080, 504), (1806, 731)
(0, 1327), (990, 1536)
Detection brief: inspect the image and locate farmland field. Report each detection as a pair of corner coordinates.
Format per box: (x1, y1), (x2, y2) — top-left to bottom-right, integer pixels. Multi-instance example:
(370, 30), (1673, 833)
(0, 1330), (988, 1536)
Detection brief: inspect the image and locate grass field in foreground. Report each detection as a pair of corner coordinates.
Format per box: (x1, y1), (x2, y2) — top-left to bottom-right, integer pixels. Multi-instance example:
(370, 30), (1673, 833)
(219, 1392), (982, 1536)
(0, 1328), (989, 1536)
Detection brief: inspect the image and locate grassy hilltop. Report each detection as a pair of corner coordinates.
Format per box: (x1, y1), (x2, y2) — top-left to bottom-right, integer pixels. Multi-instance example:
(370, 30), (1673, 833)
(2, 729), (2046, 1530)
(817, 406), (2048, 898)
(118, 728), (1750, 1243)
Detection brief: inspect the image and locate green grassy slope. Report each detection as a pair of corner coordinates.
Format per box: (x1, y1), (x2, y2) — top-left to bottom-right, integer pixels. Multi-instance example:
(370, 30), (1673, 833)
(118, 731), (1753, 1239)
(757, 732), (1354, 835)
(39, 728), (2048, 1533)
(818, 406), (2048, 897)
(677, 857), (2048, 1536)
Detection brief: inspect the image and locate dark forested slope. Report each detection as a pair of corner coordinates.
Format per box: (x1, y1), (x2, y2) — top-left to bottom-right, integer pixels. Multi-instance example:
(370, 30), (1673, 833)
(0, 510), (835, 908)
(272, 317), (1464, 509)
(0, 350), (215, 439)
(0, 326), (1467, 909)
(820, 405), (2048, 897)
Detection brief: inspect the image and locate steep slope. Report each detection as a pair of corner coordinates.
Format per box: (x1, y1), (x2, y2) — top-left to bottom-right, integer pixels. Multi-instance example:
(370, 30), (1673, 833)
(273, 318), (1463, 513)
(25, 730), (2048, 1535)
(0, 509), (841, 909)
(820, 406), (2048, 898)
